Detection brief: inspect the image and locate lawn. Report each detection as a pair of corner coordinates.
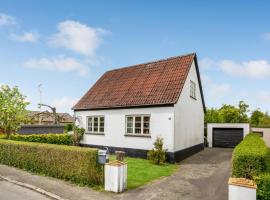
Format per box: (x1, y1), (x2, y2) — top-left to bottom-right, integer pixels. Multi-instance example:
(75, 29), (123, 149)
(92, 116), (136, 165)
(110, 155), (178, 189)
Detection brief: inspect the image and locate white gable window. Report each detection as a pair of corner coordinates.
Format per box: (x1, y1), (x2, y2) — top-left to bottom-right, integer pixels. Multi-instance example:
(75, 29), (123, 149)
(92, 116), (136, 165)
(190, 80), (196, 99)
(87, 116), (104, 134)
(126, 115), (150, 135)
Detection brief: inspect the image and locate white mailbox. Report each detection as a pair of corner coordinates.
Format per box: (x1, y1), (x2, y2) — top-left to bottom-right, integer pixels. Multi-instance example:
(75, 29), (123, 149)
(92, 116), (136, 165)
(105, 160), (127, 193)
(228, 178), (257, 200)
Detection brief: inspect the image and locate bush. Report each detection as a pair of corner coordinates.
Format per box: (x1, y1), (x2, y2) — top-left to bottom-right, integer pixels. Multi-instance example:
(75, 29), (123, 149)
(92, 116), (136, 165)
(9, 133), (72, 145)
(64, 123), (74, 132)
(232, 133), (270, 179)
(147, 137), (167, 165)
(72, 127), (85, 146)
(0, 139), (103, 186)
(0, 134), (7, 139)
(255, 173), (270, 200)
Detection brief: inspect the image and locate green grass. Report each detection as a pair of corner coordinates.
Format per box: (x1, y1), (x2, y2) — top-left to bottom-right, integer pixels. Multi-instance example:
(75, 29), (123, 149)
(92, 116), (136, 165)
(110, 155), (178, 189)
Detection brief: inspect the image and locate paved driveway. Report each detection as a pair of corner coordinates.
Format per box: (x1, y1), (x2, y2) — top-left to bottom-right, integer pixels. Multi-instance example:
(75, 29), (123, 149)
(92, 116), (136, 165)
(120, 148), (233, 200)
(0, 178), (50, 200)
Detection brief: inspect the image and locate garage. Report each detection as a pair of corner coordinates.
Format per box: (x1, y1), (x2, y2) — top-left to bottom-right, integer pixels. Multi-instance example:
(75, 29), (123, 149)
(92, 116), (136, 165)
(207, 123), (250, 148)
(213, 128), (243, 148)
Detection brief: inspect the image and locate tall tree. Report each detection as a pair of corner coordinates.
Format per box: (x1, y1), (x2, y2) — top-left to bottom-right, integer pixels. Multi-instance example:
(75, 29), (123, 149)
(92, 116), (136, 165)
(238, 101), (249, 123)
(0, 85), (29, 138)
(205, 108), (221, 123)
(250, 109), (264, 126)
(205, 101), (250, 124)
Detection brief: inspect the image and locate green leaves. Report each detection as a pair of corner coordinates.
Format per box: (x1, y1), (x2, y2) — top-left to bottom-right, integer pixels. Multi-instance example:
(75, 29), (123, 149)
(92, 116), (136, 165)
(0, 85), (29, 138)
(205, 100), (249, 123)
(147, 137), (167, 165)
(232, 133), (270, 179)
(0, 139), (103, 186)
(9, 133), (73, 145)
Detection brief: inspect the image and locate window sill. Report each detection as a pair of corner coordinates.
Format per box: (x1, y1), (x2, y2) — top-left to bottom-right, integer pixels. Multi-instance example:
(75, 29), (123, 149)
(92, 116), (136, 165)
(86, 132), (105, 135)
(124, 134), (151, 138)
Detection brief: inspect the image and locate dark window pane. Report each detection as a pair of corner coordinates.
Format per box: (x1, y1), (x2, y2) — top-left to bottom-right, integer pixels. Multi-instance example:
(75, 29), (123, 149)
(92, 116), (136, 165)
(135, 116), (141, 134)
(143, 116), (150, 134)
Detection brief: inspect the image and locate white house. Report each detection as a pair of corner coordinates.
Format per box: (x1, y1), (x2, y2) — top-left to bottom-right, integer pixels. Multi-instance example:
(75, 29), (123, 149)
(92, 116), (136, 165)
(73, 53), (206, 162)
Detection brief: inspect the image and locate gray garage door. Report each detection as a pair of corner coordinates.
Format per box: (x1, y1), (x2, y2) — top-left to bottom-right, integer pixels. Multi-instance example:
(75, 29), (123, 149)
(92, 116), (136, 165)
(213, 128), (244, 148)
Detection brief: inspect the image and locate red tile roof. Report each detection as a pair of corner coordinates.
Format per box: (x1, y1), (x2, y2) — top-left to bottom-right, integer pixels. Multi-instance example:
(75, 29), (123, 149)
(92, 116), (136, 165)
(73, 53), (205, 110)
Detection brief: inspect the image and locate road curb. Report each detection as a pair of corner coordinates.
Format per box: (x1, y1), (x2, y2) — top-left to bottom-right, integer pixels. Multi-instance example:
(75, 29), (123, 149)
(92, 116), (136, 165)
(0, 175), (69, 200)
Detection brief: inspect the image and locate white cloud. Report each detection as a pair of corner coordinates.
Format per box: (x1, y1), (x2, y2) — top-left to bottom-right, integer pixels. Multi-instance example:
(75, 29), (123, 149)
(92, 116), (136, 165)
(0, 13), (16, 26)
(199, 58), (215, 70)
(10, 32), (39, 43)
(202, 74), (231, 99)
(49, 20), (107, 56)
(51, 96), (78, 113)
(263, 32), (270, 41)
(23, 56), (89, 76)
(219, 60), (270, 79)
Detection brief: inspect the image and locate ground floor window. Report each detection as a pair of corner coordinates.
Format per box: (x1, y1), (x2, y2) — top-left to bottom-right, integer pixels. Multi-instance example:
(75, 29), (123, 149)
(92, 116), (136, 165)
(87, 116), (104, 134)
(126, 115), (150, 135)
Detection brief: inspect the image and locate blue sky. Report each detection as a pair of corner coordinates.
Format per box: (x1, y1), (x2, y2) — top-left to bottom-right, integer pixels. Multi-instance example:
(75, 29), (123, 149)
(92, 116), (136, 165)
(0, 0), (270, 114)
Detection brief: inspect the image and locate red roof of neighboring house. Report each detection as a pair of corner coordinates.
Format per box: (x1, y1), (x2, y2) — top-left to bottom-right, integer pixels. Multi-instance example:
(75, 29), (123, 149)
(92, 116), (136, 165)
(73, 53), (205, 111)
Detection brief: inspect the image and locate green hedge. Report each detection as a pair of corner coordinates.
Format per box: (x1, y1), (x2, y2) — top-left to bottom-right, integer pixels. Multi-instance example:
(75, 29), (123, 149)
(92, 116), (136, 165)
(0, 139), (103, 186)
(255, 173), (270, 200)
(10, 133), (72, 145)
(232, 133), (270, 179)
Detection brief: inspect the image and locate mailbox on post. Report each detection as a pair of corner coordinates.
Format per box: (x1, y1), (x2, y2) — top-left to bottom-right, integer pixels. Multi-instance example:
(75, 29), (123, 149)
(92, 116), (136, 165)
(98, 148), (109, 164)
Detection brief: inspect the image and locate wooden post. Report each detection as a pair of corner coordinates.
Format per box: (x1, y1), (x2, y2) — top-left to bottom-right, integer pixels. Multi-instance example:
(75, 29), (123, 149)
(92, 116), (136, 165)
(115, 151), (125, 161)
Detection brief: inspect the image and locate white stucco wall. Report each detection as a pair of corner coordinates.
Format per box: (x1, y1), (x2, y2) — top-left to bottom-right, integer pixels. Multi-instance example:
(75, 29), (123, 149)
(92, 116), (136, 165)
(75, 106), (175, 152)
(173, 61), (205, 152)
(207, 123), (250, 147)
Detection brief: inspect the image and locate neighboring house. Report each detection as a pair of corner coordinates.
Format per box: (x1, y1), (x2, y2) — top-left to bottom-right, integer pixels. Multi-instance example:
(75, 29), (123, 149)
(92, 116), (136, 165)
(73, 53), (206, 162)
(251, 127), (270, 147)
(28, 111), (74, 125)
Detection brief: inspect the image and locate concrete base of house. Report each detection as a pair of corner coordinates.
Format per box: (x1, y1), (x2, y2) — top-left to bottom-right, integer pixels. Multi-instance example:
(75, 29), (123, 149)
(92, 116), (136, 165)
(80, 143), (204, 163)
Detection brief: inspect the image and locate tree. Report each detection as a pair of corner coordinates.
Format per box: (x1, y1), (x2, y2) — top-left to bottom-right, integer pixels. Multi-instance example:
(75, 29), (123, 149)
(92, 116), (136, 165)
(259, 112), (270, 127)
(250, 109), (264, 126)
(205, 101), (250, 124)
(0, 85), (29, 138)
(205, 108), (221, 123)
(238, 101), (249, 123)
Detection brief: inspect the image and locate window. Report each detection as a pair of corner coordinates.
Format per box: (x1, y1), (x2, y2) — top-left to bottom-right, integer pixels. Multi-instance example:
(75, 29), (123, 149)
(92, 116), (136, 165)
(125, 115), (150, 135)
(190, 80), (196, 99)
(87, 116), (105, 134)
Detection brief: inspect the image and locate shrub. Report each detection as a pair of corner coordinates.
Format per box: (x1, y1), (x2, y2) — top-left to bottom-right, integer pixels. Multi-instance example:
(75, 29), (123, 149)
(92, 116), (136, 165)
(64, 123), (74, 132)
(232, 133), (270, 179)
(0, 134), (7, 139)
(255, 173), (270, 200)
(0, 139), (103, 186)
(72, 127), (85, 146)
(9, 133), (72, 145)
(147, 137), (167, 165)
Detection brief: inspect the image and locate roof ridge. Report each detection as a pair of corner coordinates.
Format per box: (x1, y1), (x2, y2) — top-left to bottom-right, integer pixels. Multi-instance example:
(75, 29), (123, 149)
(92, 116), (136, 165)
(107, 52), (196, 72)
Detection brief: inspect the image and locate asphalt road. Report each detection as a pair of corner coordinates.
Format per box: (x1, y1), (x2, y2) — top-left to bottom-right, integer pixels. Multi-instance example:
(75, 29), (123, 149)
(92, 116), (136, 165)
(0, 178), (50, 200)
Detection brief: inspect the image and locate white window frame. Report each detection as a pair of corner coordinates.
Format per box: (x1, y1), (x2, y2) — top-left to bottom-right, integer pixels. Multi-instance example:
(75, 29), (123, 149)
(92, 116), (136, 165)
(190, 80), (196, 99)
(86, 116), (105, 134)
(125, 115), (150, 135)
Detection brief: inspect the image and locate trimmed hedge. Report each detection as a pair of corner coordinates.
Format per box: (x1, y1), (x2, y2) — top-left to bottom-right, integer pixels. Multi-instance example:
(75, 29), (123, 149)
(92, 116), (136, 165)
(232, 133), (270, 179)
(10, 133), (72, 145)
(255, 173), (270, 200)
(0, 139), (103, 186)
